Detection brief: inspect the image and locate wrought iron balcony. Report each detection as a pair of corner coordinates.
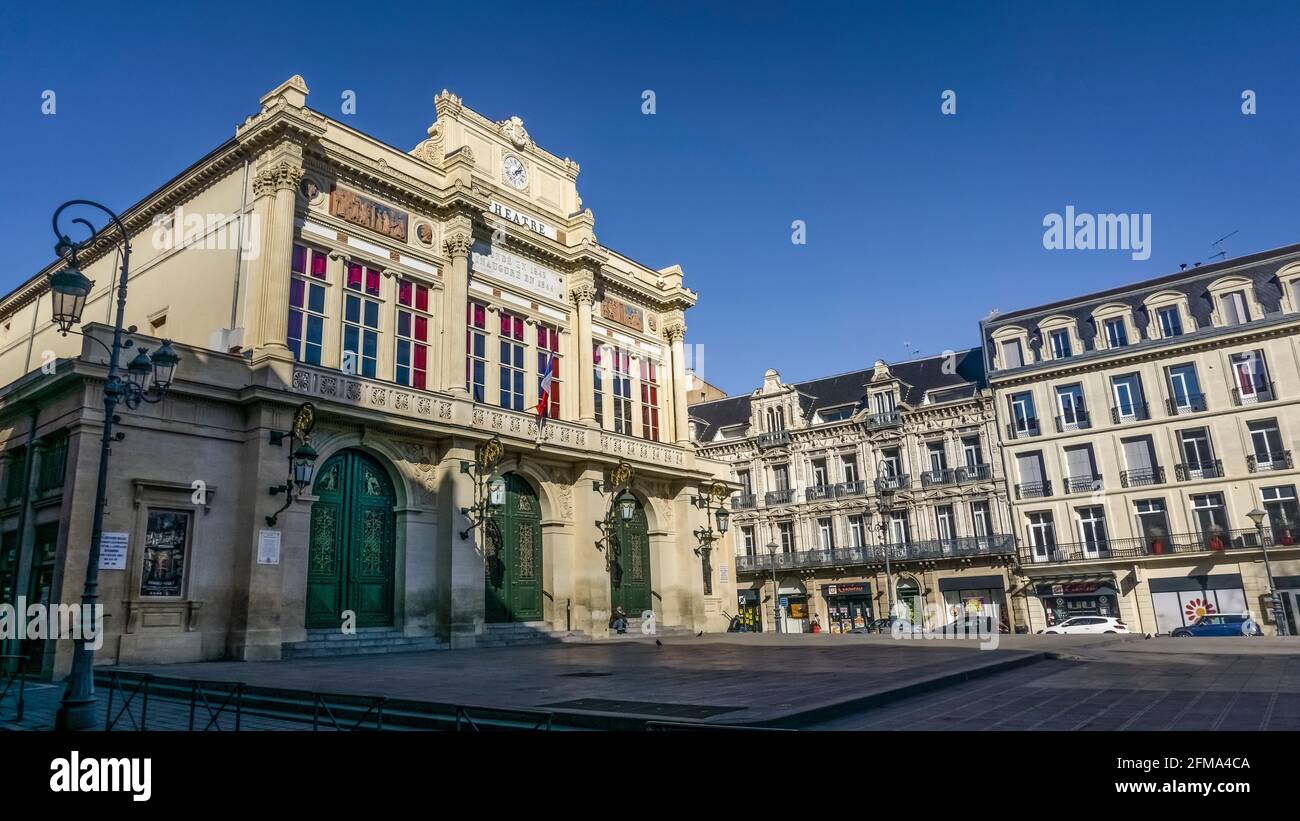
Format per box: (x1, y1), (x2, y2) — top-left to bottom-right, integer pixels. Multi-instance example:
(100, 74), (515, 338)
(1006, 419), (1040, 440)
(1247, 451), (1293, 473)
(757, 430), (791, 449)
(1019, 525), (1300, 566)
(731, 493), (757, 510)
(735, 534), (1017, 573)
(1054, 411), (1091, 432)
(1064, 475), (1103, 494)
(764, 488), (795, 506)
(1110, 402), (1150, 424)
(805, 485), (835, 502)
(874, 473), (911, 493)
(1166, 394), (1207, 415)
(1120, 466), (1165, 487)
(866, 410), (903, 429)
(956, 463), (993, 482)
(920, 468), (957, 487)
(835, 480), (867, 497)
(1174, 460), (1225, 481)
(1232, 382), (1276, 406)
(1015, 480), (1052, 499)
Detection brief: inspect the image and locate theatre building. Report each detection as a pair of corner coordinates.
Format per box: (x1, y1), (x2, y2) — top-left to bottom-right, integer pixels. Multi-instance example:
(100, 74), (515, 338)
(983, 245), (1300, 635)
(692, 352), (1019, 633)
(0, 77), (736, 677)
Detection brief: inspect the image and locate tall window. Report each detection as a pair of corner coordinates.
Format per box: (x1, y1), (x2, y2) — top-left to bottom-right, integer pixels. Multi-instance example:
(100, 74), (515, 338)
(817, 518), (834, 550)
(1191, 493), (1228, 539)
(1230, 351), (1271, 403)
(1000, 339), (1024, 369)
(592, 343), (604, 426)
(395, 280), (430, 389)
(1262, 486), (1299, 541)
(1104, 317), (1128, 348)
(778, 521), (794, 553)
(342, 261), (381, 378)
(1110, 373), (1145, 420)
(736, 469), (752, 495)
(1055, 383), (1086, 429)
(466, 302), (487, 402)
(1179, 427), (1214, 469)
(1027, 512), (1057, 561)
(773, 464), (790, 492)
(288, 243), (328, 365)
(888, 512), (910, 544)
(741, 526), (756, 557)
(611, 348), (633, 434)
(970, 500), (992, 538)
(873, 391), (897, 415)
(1049, 328), (1072, 359)
(935, 505), (955, 541)
(927, 442), (947, 473)
(499, 312), (525, 410)
(536, 324), (561, 419)
(1166, 363), (1203, 413)
(1009, 391), (1038, 435)
(848, 515), (865, 547)
(1221, 290), (1249, 326)
(963, 437), (984, 467)
(639, 358), (660, 441)
(1248, 419), (1285, 468)
(1076, 506), (1109, 555)
(841, 456), (859, 484)
(811, 459), (829, 487)
(1157, 305), (1183, 338)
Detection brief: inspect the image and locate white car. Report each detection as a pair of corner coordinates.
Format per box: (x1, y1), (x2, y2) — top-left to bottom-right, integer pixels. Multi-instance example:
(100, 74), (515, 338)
(1039, 616), (1129, 635)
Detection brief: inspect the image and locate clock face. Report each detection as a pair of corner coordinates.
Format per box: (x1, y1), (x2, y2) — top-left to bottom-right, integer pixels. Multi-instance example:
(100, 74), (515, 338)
(503, 155), (528, 189)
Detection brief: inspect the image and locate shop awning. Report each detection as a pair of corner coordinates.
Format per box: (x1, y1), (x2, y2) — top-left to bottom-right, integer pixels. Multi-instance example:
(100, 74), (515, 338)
(938, 575), (1005, 592)
(1027, 571), (1117, 587)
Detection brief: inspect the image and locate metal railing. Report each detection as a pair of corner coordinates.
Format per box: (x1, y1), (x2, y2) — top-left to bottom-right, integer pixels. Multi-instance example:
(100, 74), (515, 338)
(0, 655), (25, 722)
(866, 410), (903, 429)
(920, 468), (956, 487)
(874, 474), (911, 493)
(764, 488), (795, 506)
(957, 463), (993, 482)
(805, 485), (835, 502)
(1020, 525), (1300, 565)
(1064, 475), (1102, 494)
(1175, 459), (1225, 481)
(1166, 394), (1207, 415)
(1015, 480), (1052, 499)
(835, 480), (867, 497)
(455, 705), (554, 731)
(735, 535), (1016, 573)
(1232, 382), (1276, 406)
(1110, 402), (1150, 424)
(1120, 466), (1165, 487)
(1006, 420), (1040, 440)
(756, 430), (791, 449)
(1247, 451), (1293, 473)
(731, 493), (756, 510)
(1054, 411), (1091, 432)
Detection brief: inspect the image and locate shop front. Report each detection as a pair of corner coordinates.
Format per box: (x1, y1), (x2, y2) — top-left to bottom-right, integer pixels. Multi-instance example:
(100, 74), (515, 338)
(778, 579), (809, 633)
(1148, 573), (1247, 635)
(938, 574), (1010, 631)
(735, 588), (763, 632)
(1035, 578), (1120, 628)
(822, 582), (873, 634)
(1277, 576), (1300, 636)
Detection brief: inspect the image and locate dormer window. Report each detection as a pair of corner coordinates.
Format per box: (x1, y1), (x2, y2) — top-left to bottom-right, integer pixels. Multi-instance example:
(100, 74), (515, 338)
(999, 338), (1025, 369)
(1157, 305), (1183, 338)
(1220, 290), (1249, 326)
(1103, 317), (1128, 348)
(1048, 328), (1072, 359)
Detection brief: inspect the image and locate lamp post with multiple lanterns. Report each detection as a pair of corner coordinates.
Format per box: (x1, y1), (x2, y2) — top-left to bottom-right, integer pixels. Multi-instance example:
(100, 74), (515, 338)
(691, 481), (731, 596)
(49, 200), (183, 731)
(1246, 507), (1289, 637)
(875, 459), (898, 621)
(765, 539), (782, 633)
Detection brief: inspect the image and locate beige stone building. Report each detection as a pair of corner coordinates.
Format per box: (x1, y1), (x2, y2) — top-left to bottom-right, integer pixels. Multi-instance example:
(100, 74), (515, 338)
(692, 351), (1019, 633)
(0, 76), (736, 677)
(983, 246), (1300, 635)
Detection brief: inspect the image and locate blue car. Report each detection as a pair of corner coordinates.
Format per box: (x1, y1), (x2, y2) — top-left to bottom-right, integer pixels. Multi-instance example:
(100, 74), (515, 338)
(1171, 614), (1262, 637)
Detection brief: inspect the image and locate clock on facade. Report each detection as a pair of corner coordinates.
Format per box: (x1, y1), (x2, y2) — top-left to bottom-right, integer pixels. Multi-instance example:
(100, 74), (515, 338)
(503, 155), (528, 189)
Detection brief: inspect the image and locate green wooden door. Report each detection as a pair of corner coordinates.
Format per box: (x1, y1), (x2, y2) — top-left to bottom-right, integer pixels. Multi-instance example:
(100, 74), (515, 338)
(611, 499), (651, 619)
(306, 450), (396, 629)
(484, 473), (543, 623)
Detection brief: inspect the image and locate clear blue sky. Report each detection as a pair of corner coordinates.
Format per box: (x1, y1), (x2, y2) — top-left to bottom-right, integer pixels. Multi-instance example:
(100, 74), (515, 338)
(2, 1), (1298, 394)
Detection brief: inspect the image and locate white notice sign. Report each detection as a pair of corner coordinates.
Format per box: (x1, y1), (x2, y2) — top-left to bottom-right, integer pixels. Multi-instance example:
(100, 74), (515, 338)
(470, 241), (566, 303)
(98, 532), (129, 570)
(257, 529), (282, 566)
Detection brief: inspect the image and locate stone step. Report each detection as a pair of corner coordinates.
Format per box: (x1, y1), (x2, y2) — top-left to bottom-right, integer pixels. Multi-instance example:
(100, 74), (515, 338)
(282, 641), (449, 660)
(282, 632), (447, 659)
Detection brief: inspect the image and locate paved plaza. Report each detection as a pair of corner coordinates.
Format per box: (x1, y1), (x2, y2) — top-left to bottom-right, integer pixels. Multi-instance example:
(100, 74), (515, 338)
(3, 634), (1297, 730)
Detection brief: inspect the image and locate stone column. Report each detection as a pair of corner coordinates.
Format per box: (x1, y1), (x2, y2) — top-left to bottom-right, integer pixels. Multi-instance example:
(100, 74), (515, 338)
(664, 315), (690, 445)
(570, 278), (597, 426)
(248, 150), (304, 368)
(436, 438), (482, 646)
(440, 227), (472, 397)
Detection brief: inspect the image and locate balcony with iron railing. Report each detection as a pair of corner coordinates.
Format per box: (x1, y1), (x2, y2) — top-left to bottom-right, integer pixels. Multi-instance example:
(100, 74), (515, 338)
(874, 473), (911, 493)
(1120, 466), (1166, 488)
(805, 485), (835, 502)
(920, 468), (956, 488)
(757, 430), (791, 449)
(1110, 402), (1150, 424)
(957, 463), (993, 482)
(1006, 419), (1041, 440)
(731, 493), (757, 510)
(1166, 394), (1208, 416)
(1174, 459), (1225, 481)
(764, 488), (795, 506)
(1063, 474), (1102, 494)
(835, 480), (867, 497)
(735, 534), (1017, 573)
(1015, 480), (1052, 500)
(1054, 411), (1092, 433)
(866, 410), (903, 430)
(1247, 451), (1293, 473)
(1019, 525), (1300, 566)
(1232, 382), (1276, 406)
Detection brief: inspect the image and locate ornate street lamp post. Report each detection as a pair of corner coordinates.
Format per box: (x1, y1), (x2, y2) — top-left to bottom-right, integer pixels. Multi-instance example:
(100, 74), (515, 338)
(265, 402), (320, 527)
(765, 539), (782, 633)
(50, 200), (182, 731)
(876, 459), (898, 622)
(692, 481), (731, 595)
(1246, 507), (1289, 636)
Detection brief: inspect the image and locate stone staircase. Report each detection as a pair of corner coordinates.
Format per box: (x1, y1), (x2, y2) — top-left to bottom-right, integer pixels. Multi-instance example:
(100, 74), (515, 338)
(602, 624), (700, 641)
(281, 627), (448, 659)
(474, 622), (593, 648)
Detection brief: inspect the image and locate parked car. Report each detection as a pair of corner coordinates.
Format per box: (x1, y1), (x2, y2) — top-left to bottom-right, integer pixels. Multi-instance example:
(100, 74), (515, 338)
(937, 616), (1008, 635)
(1039, 616), (1129, 635)
(866, 616), (926, 635)
(1171, 614), (1262, 637)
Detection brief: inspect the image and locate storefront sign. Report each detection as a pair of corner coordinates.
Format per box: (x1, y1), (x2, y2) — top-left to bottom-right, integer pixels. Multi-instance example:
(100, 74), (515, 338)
(599, 295), (644, 332)
(824, 582), (870, 596)
(98, 532), (129, 571)
(489, 199), (557, 241)
(330, 187), (409, 242)
(470, 241), (566, 303)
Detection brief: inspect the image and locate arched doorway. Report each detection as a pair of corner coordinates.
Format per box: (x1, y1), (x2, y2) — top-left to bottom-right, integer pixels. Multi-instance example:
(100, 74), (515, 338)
(610, 496), (651, 619)
(484, 472), (543, 623)
(306, 449), (396, 629)
(895, 577), (921, 623)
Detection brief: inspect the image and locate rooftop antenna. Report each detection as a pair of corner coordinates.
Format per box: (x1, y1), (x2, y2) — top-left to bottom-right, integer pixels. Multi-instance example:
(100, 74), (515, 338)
(1209, 230), (1238, 261)
(902, 340), (921, 356)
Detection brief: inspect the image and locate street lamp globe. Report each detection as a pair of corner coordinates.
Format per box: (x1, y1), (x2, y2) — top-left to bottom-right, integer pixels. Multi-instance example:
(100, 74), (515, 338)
(126, 348), (154, 391)
(766, 540), (778, 555)
(619, 493), (637, 521)
(1246, 507), (1267, 528)
(48, 266), (93, 334)
(715, 507), (730, 534)
(150, 339), (180, 390)
(291, 441), (319, 488)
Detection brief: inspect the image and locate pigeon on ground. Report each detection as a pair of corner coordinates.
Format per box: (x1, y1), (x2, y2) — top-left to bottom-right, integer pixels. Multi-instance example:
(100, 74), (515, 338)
(655, 639), (663, 648)
(696, 631), (703, 637)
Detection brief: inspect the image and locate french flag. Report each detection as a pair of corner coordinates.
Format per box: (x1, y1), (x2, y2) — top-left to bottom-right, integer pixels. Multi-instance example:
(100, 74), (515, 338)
(536, 352), (556, 423)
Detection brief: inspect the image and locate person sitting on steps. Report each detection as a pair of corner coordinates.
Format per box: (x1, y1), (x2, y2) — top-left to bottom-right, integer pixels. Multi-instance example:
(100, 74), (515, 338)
(610, 605), (628, 634)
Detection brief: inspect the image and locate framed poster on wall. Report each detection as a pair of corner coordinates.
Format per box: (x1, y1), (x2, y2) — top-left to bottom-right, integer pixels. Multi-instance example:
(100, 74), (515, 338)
(140, 509), (191, 597)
